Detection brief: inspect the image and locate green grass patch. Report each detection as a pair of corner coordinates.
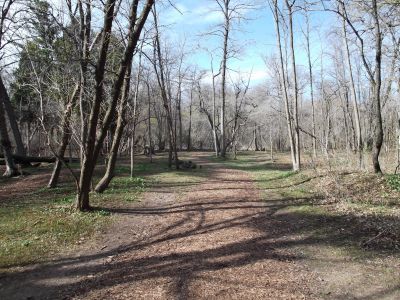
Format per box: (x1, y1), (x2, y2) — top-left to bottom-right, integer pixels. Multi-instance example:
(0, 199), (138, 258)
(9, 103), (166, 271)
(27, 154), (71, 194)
(103, 176), (147, 202)
(115, 161), (171, 176)
(386, 174), (400, 192)
(0, 172), (150, 268)
(285, 204), (328, 216)
(283, 204), (368, 258)
(0, 173), (149, 267)
(0, 204), (111, 268)
(279, 188), (313, 199)
(213, 152), (317, 204)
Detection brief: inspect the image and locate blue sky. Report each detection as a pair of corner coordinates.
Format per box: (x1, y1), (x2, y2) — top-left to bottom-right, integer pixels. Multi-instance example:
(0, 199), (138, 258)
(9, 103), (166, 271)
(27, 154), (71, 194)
(158, 0), (335, 84)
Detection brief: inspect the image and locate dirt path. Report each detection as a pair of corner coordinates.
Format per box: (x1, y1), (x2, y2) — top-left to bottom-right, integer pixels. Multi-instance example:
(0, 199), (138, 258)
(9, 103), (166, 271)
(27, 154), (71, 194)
(0, 154), (317, 299)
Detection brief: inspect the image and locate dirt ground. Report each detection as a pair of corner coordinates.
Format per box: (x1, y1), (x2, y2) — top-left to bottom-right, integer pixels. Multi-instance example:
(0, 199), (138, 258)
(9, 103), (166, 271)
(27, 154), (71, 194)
(0, 152), (399, 299)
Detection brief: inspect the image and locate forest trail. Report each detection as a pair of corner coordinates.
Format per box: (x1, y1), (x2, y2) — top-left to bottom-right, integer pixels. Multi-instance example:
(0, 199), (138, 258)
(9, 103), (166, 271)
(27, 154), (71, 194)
(1, 153), (399, 299)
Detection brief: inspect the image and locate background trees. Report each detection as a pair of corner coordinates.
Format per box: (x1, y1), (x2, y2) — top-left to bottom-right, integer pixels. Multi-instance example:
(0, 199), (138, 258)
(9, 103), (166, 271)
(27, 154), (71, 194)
(0, 0), (399, 209)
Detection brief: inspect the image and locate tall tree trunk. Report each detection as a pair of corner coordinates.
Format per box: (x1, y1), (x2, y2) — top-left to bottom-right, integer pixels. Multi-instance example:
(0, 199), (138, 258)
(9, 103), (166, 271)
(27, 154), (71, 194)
(371, 0), (383, 174)
(286, 0), (300, 171)
(304, 9), (316, 158)
(0, 78), (26, 157)
(152, 5), (178, 169)
(48, 84), (79, 188)
(0, 77), (19, 177)
(220, 0), (229, 158)
(147, 81), (153, 163)
(77, 0), (91, 167)
(130, 135), (135, 177)
(187, 88), (193, 151)
(95, 63), (132, 193)
(130, 43), (143, 177)
(89, 1), (152, 195)
(211, 65), (219, 157)
(178, 87), (183, 151)
(269, 127), (274, 161)
(76, 0), (117, 211)
(341, 4), (362, 168)
(77, 0), (154, 210)
(397, 68), (400, 172)
(272, 0), (296, 170)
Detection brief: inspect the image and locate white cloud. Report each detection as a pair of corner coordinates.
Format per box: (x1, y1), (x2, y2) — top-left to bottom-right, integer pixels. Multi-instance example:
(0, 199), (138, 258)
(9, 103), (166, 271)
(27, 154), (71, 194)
(200, 67), (269, 87)
(163, 2), (224, 26)
(189, 4), (224, 24)
(164, 3), (190, 24)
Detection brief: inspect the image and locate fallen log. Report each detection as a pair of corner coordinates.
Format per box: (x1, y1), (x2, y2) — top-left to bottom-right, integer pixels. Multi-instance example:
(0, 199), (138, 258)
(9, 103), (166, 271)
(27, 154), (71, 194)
(0, 155), (80, 165)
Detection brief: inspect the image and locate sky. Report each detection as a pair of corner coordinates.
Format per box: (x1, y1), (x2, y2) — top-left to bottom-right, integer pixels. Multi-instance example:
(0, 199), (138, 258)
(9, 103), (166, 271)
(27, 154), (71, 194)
(157, 0), (336, 85)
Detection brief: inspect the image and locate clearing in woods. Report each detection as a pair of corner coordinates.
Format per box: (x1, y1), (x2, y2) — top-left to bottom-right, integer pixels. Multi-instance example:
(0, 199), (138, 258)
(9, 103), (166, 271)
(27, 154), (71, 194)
(1, 152), (400, 299)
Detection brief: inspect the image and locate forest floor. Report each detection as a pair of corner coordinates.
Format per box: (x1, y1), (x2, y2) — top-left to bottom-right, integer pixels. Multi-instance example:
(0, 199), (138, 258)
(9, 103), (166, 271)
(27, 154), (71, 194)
(1, 152), (400, 299)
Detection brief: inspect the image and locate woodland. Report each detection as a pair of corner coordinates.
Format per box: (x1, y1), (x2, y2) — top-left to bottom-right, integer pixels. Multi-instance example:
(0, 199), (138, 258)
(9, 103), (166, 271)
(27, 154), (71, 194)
(1, 0), (400, 299)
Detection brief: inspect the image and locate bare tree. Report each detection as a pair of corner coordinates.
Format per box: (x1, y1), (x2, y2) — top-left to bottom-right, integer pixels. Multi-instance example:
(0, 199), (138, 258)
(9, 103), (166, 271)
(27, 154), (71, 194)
(285, 0), (301, 171)
(340, 1), (363, 168)
(0, 0), (22, 177)
(76, 0), (154, 210)
(269, 0), (298, 171)
(0, 77), (18, 177)
(302, 5), (317, 159)
(151, 4), (178, 169)
(328, 0), (384, 173)
(212, 0), (254, 157)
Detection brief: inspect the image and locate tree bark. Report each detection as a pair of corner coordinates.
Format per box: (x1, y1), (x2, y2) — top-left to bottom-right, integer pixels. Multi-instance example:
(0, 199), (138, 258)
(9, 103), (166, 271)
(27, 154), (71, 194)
(48, 83), (79, 188)
(77, 0), (91, 166)
(304, 9), (316, 158)
(211, 62), (220, 157)
(0, 77), (19, 177)
(152, 5), (178, 169)
(0, 78), (26, 157)
(187, 88), (193, 151)
(285, 0), (300, 171)
(341, 3), (362, 168)
(95, 63), (132, 193)
(77, 0), (154, 209)
(147, 81), (153, 163)
(371, 0), (383, 174)
(76, 0), (117, 211)
(272, 0), (296, 170)
(220, 0), (229, 158)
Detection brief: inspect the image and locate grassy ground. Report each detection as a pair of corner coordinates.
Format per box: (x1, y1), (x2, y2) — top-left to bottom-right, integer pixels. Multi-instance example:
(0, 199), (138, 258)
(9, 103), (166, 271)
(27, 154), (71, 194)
(0, 174), (131, 268)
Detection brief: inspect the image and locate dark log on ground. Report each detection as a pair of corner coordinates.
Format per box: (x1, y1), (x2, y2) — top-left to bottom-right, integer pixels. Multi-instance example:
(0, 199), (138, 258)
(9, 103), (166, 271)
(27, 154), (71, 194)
(143, 145), (155, 156)
(0, 155), (80, 165)
(172, 158), (197, 170)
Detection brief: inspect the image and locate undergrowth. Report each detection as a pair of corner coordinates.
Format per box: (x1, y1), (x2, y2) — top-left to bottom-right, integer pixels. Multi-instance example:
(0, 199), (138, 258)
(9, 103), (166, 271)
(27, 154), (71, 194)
(386, 174), (400, 192)
(226, 152), (400, 255)
(0, 174), (149, 269)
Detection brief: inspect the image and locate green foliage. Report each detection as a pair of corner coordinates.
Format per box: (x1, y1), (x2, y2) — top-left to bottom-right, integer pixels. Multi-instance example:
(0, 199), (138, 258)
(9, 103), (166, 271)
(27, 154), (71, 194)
(10, 0), (82, 128)
(386, 175), (400, 191)
(29, 0), (59, 46)
(53, 196), (74, 205)
(96, 209), (111, 216)
(106, 176), (147, 202)
(9, 0), (128, 135)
